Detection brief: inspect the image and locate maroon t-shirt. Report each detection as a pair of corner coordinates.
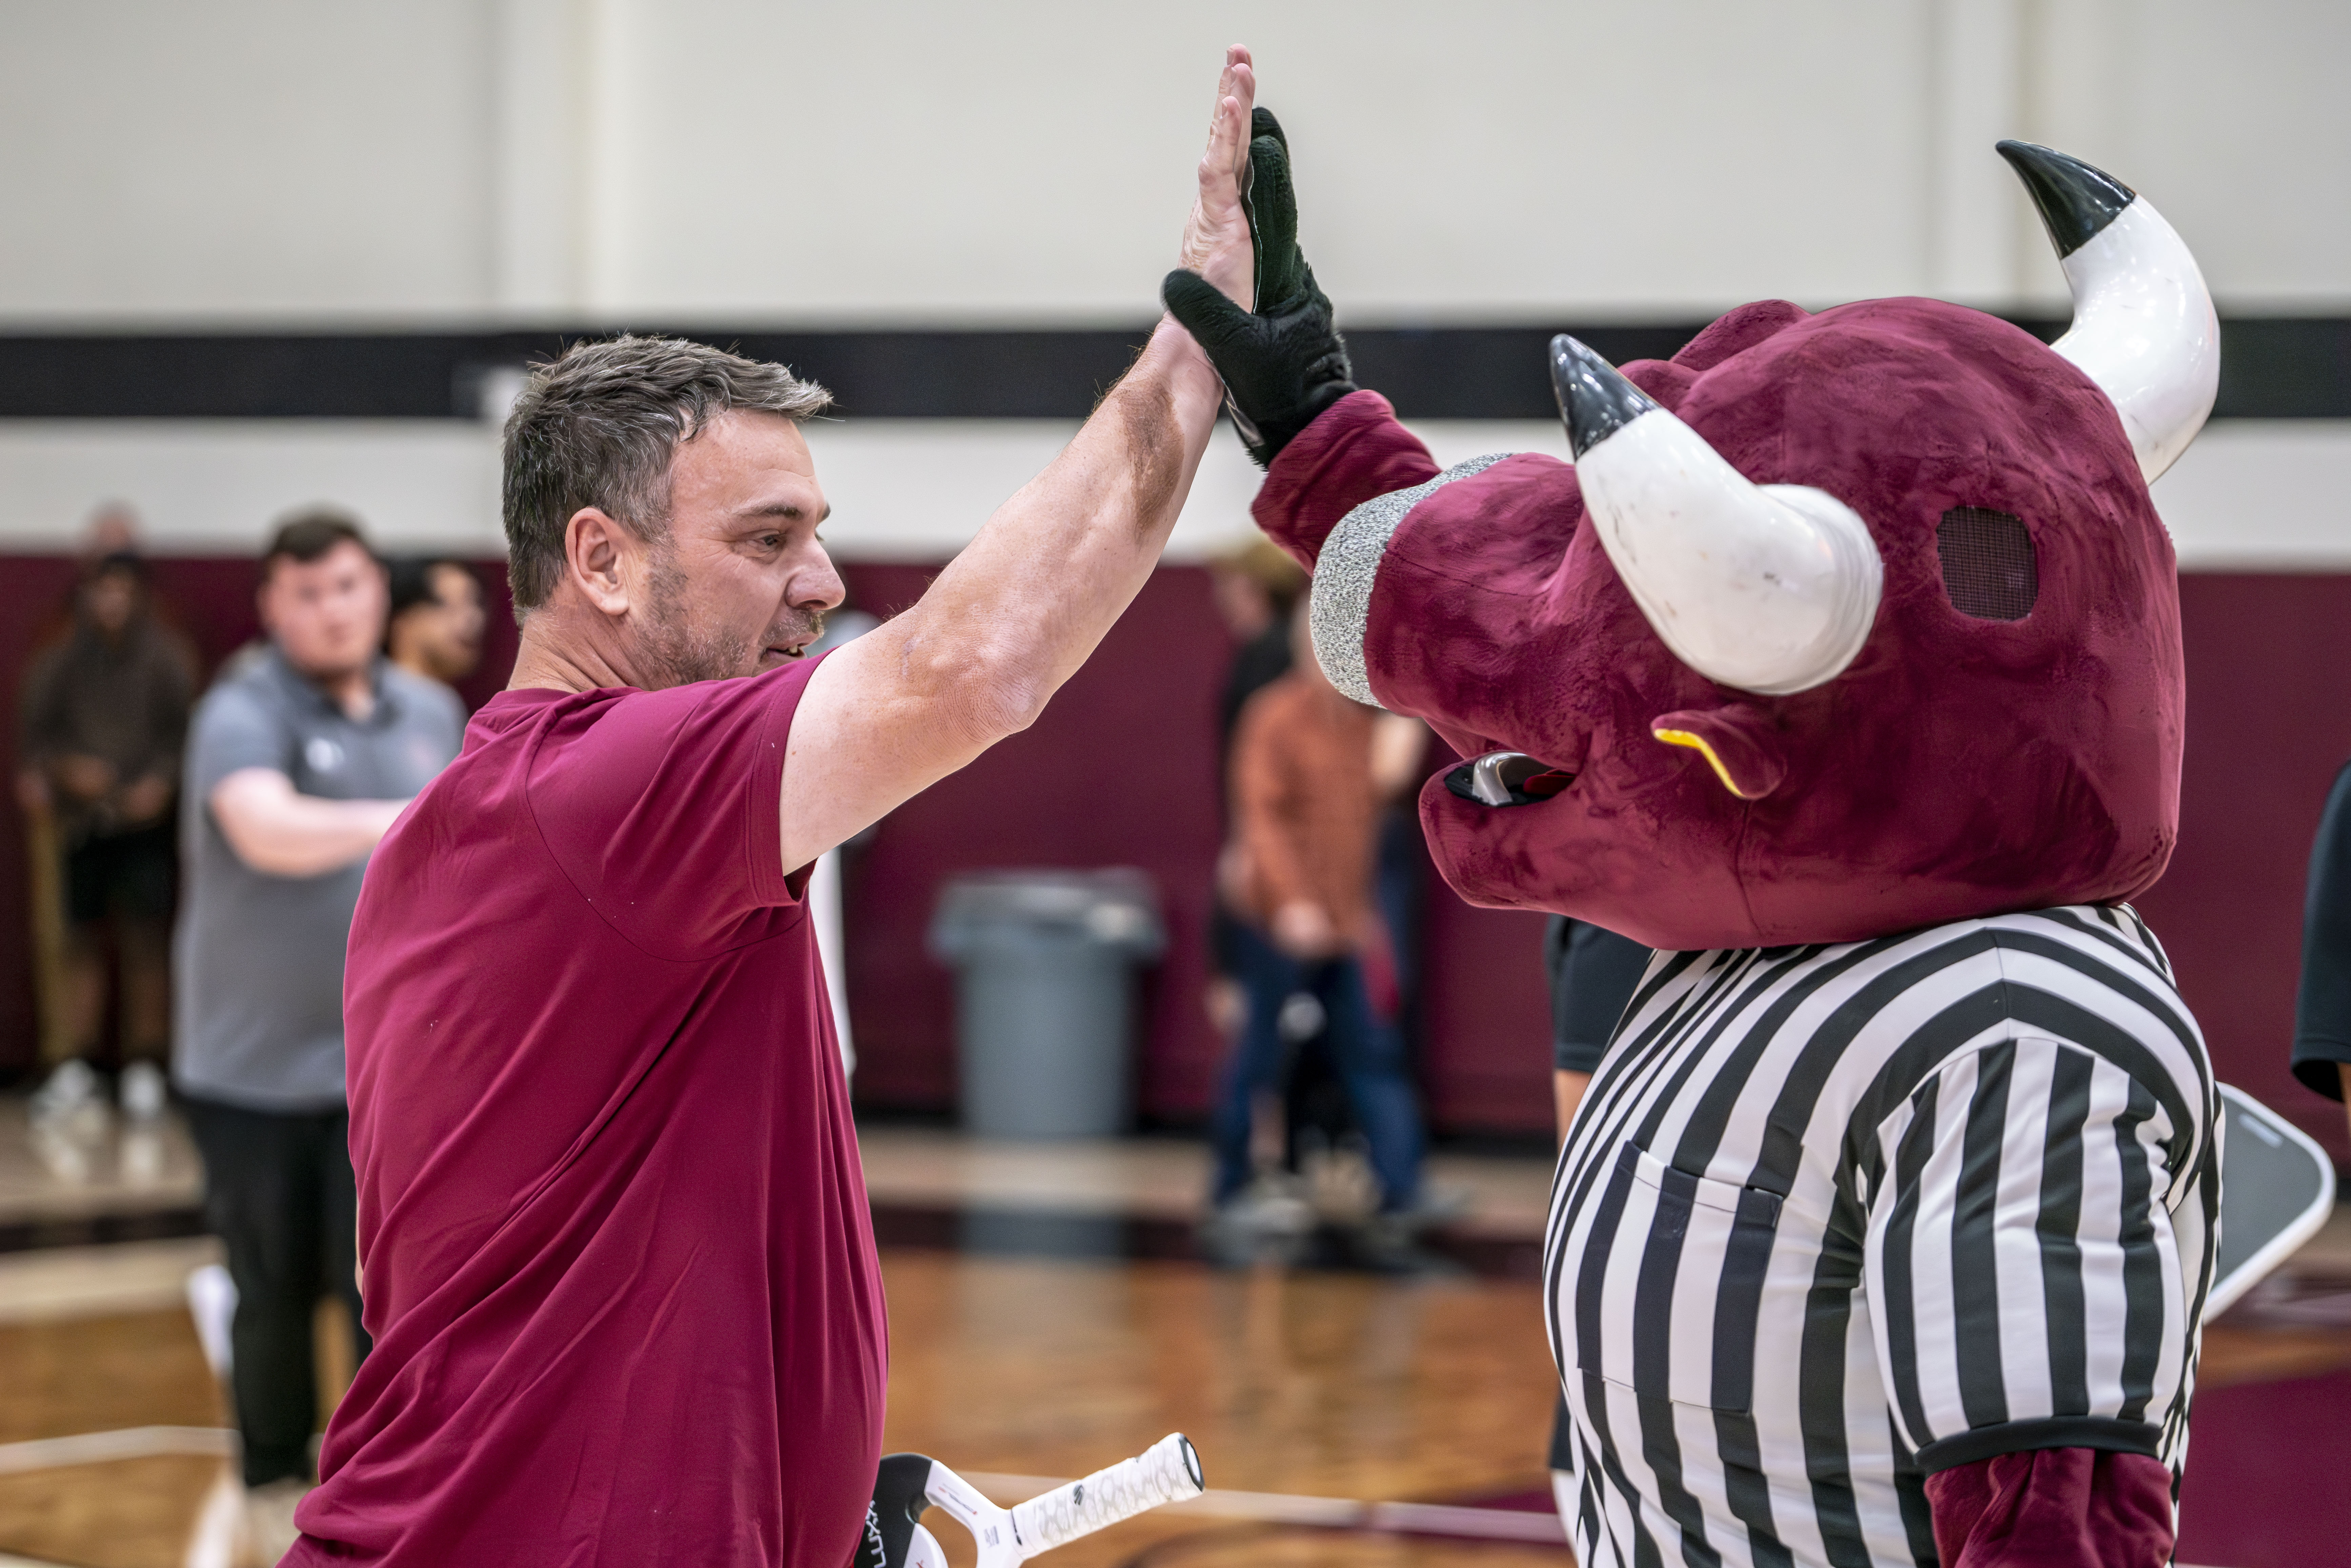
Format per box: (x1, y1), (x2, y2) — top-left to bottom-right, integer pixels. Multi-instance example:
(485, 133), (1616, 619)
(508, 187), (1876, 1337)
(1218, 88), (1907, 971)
(292, 658), (885, 1568)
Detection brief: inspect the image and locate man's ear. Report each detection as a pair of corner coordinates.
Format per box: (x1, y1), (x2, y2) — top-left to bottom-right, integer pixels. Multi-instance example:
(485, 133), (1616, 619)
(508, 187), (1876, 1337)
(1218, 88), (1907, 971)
(564, 508), (635, 618)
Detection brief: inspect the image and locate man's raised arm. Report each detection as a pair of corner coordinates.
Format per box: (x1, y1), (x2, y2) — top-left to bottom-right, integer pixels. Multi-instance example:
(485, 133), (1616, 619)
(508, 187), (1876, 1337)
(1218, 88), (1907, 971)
(777, 47), (1259, 873)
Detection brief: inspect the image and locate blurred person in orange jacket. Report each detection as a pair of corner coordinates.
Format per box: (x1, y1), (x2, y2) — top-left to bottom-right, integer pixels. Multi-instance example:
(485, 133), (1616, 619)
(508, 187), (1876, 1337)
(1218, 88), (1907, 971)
(1203, 537), (1308, 1045)
(1211, 600), (1429, 1249)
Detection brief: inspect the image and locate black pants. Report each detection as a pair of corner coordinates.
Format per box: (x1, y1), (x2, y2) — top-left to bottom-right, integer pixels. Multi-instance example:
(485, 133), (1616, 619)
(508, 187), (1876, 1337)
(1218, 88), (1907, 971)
(184, 1095), (371, 1486)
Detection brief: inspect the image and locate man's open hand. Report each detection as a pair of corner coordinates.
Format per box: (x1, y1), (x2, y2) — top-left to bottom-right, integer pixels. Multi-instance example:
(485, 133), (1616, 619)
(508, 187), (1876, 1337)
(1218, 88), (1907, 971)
(1163, 101), (1358, 468)
(1174, 46), (1257, 313)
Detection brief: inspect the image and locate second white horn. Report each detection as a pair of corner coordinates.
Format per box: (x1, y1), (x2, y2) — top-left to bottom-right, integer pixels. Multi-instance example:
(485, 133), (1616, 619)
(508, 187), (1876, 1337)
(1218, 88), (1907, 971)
(1552, 336), (1883, 697)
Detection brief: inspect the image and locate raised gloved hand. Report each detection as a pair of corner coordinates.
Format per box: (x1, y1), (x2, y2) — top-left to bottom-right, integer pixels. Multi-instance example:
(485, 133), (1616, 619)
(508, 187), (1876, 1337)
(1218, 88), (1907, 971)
(1163, 108), (1356, 467)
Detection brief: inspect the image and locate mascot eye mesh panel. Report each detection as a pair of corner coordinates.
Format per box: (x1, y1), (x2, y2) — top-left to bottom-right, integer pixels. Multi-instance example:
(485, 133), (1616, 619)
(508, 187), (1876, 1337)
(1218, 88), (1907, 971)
(1936, 506), (2039, 621)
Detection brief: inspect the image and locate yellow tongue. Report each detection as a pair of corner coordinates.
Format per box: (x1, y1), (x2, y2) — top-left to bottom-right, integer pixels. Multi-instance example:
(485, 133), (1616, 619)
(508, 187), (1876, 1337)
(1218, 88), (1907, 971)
(1653, 727), (1764, 800)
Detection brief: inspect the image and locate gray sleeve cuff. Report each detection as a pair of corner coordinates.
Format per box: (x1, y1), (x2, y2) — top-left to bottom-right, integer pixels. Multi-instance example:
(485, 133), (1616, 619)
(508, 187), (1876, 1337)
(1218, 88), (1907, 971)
(1914, 1417), (2162, 1475)
(1554, 1038), (1609, 1075)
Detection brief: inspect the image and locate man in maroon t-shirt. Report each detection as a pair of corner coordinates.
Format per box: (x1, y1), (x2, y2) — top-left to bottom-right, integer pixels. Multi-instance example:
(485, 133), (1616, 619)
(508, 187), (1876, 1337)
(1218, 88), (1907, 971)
(291, 50), (1263, 1567)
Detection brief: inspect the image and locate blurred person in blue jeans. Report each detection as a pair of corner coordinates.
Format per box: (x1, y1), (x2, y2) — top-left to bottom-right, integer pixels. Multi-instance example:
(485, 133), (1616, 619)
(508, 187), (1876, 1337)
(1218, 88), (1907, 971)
(1208, 602), (1428, 1249)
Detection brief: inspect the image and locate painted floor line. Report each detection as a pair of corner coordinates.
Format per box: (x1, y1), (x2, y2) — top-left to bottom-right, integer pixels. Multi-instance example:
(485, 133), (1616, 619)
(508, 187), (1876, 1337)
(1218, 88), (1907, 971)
(0, 1439), (2232, 1563)
(0, 1424), (233, 1475)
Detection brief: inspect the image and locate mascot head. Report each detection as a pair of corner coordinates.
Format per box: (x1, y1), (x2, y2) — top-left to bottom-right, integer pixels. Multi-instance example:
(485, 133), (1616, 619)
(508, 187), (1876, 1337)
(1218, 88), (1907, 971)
(1311, 145), (2218, 948)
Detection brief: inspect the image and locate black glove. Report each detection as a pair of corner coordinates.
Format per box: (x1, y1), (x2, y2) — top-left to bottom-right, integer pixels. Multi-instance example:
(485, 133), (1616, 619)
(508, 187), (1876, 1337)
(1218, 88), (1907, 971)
(1163, 108), (1356, 467)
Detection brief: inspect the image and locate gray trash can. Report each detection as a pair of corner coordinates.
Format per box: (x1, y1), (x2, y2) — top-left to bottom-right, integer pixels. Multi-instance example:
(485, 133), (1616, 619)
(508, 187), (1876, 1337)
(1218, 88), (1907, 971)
(928, 869), (1165, 1139)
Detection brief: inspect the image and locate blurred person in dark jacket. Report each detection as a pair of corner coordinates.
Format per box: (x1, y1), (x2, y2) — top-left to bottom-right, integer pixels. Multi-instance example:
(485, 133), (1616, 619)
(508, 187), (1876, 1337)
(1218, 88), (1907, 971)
(384, 557), (486, 690)
(18, 545), (197, 1124)
(1541, 914), (1652, 1508)
(1544, 916), (1653, 1135)
(2292, 758), (2351, 1138)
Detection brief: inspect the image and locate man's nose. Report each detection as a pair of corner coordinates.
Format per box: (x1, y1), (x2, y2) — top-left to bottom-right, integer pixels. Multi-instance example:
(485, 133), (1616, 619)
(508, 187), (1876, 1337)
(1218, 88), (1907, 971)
(802, 555), (847, 612)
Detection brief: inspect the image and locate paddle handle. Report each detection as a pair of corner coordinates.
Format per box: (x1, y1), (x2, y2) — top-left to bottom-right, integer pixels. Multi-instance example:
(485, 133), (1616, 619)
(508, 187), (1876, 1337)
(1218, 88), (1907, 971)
(1006, 1433), (1204, 1557)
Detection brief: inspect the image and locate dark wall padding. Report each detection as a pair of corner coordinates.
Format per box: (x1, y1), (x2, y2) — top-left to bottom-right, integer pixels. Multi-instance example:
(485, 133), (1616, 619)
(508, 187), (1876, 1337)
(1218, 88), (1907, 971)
(1, 317), (2344, 420)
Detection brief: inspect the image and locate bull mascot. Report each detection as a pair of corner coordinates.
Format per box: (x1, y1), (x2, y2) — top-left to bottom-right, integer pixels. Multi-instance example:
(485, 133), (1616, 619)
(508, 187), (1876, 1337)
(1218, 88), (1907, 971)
(1166, 115), (2220, 1568)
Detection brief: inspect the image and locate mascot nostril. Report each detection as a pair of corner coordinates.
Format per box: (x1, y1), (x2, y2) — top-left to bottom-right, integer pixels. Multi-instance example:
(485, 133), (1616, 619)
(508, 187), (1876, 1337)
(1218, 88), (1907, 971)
(1445, 751), (1574, 808)
(1173, 120), (2233, 1568)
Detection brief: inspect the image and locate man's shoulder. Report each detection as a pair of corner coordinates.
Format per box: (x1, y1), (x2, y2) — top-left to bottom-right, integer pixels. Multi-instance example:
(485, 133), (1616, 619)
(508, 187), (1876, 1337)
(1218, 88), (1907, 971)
(1236, 669), (1312, 726)
(17, 636), (72, 704)
(133, 620), (200, 683)
(190, 656), (284, 729)
(477, 663), (818, 797)
(2324, 757), (2351, 829)
(567, 661), (820, 745)
(381, 664), (468, 731)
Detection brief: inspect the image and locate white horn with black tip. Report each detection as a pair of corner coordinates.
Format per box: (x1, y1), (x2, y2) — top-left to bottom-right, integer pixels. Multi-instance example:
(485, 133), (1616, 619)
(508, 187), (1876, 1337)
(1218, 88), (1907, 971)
(1552, 336), (1882, 697)
(1998, 141), (2217, 482)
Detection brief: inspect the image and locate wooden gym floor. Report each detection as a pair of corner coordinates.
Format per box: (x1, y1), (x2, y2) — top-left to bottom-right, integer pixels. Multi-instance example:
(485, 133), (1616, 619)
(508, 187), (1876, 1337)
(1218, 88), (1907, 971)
(4, 1102), (2351, 1566)
(0, 1252), (1570, 1567)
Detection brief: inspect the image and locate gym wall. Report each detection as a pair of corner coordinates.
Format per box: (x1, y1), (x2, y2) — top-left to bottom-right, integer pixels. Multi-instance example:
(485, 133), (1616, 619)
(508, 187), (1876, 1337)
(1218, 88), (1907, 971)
(2, 0), (2348, 1148)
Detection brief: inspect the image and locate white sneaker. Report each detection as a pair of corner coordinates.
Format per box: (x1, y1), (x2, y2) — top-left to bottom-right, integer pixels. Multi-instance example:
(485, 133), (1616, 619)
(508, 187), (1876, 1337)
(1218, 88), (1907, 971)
(243, 1476), (310, 1564)
(1215, 1178), (1317, 1237)
(186, 1264), (238, 1380)
(119, 1060), (168, 1121)
(29, 1059), (103, 1127)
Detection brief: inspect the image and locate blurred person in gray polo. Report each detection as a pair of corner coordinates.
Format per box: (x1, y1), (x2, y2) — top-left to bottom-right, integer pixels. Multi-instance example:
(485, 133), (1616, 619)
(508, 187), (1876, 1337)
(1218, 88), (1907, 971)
(173, 511), (466, 1548)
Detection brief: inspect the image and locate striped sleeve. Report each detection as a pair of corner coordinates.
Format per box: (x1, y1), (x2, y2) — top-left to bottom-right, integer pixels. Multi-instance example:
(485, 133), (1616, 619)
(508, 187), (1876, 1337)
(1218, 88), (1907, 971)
(1861, 1034), (2191, 1472)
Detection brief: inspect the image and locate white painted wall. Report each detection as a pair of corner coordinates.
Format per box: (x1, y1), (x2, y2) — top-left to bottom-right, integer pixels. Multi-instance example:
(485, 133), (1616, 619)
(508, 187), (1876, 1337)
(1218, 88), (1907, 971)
(0, 421), (503, 556)
(0, 3), (2340, 565)
(0, 1), (496, 321)
(1, 0), (2345, 323)
(2, 417), (2343, 571)
(2020, 0), (2351, 309)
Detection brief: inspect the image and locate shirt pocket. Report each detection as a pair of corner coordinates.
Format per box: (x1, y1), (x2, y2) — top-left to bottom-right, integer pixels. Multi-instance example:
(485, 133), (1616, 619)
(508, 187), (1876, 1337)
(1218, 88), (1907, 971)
(1573, 1142), (1783, 1414)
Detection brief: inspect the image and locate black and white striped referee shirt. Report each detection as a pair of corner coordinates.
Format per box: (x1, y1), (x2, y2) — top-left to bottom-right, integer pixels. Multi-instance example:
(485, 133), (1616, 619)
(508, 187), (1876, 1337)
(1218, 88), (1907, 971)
(1547, 905), (2218, 1568)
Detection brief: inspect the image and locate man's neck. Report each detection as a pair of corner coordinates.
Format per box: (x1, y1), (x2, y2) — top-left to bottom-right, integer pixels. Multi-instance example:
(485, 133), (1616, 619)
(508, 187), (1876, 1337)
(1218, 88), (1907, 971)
(287, 652), (376, 720)
(508, 609), (636, 693)
(387, 644), (444, 687)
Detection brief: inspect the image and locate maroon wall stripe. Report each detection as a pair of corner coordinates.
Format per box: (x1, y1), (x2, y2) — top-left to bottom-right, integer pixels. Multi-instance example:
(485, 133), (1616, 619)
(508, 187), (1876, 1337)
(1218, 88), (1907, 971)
(3, 558), (2345, 1148)
(2138, 575), (2351, 1165)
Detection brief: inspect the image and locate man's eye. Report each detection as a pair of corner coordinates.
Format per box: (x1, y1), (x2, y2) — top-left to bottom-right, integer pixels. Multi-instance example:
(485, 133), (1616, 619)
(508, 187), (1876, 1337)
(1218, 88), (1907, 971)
(759, 534), (782, 549)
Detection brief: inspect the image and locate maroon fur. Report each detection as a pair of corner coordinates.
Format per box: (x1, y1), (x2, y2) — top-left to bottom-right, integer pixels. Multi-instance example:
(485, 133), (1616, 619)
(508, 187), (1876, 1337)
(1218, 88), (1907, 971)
(1924, 1449), (2175, 1567)
(1254, 299), (2184, 949)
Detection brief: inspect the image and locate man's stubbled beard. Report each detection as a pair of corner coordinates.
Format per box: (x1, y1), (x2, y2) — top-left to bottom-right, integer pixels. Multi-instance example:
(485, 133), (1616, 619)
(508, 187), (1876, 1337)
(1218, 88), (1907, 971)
(637, 542), (825, 688)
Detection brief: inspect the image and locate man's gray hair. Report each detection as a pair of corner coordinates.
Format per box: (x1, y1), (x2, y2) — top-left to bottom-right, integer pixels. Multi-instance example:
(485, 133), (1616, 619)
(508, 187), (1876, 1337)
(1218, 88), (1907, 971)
(501, 335), (832, 615)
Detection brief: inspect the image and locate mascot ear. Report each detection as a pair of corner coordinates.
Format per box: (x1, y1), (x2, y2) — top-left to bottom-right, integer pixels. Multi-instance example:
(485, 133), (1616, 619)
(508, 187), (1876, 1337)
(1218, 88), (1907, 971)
(1551, 336), (1884, 697)
(1650, 706), (1788, 801)
(1999, 141), (2217, 482)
